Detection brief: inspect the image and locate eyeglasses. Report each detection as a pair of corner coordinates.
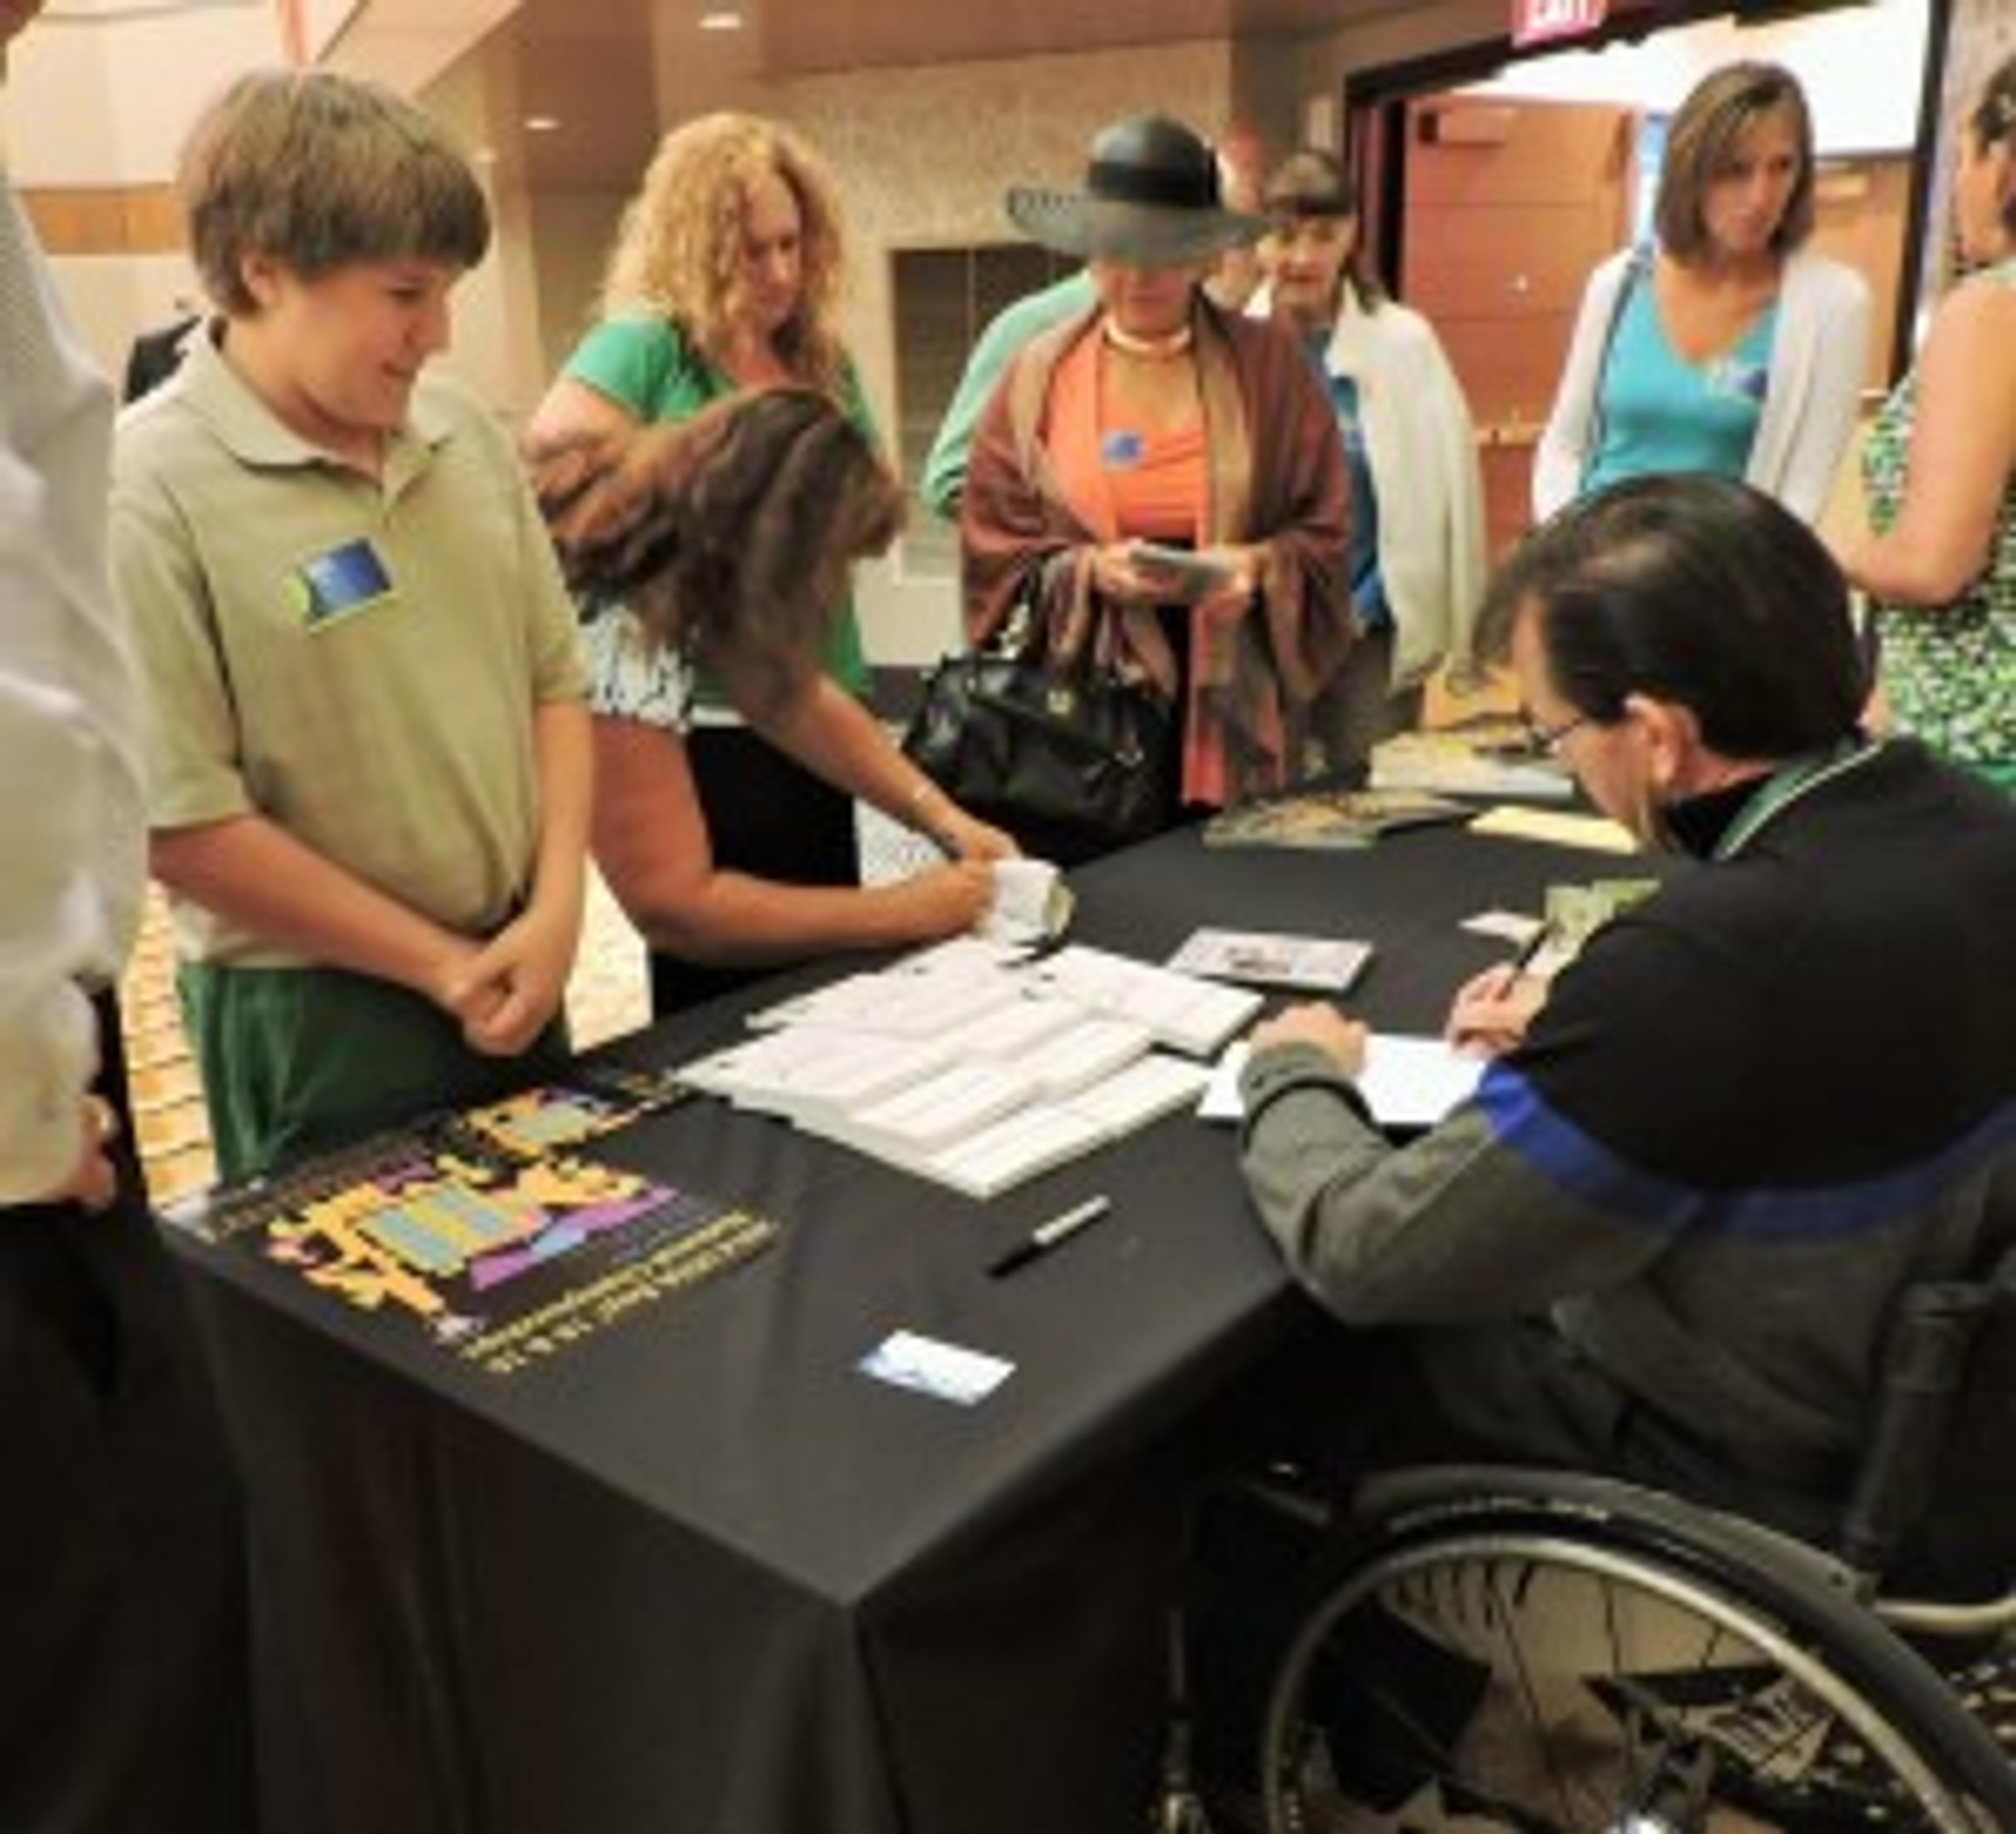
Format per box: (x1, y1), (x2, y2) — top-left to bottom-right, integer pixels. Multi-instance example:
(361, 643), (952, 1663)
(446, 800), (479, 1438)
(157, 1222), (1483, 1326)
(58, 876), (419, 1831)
(1522, 711), (1593, 758)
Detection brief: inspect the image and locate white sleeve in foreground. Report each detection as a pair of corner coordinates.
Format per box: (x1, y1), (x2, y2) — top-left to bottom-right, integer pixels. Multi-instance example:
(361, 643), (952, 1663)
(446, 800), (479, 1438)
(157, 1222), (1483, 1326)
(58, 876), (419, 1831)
(0, 185), (136, 1199)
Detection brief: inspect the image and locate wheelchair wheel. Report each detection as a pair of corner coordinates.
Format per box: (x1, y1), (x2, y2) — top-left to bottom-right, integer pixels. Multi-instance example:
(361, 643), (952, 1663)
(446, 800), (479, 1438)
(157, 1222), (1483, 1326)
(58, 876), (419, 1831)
(1261, 1470), (2016, 1834)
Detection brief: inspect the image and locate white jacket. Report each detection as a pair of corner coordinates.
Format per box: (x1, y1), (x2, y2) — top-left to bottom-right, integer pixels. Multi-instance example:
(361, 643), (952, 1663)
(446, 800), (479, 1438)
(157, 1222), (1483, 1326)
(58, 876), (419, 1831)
(1256, 283), (1489, 689)
(1533, 245), (1870, 525)
(0, 185), (144, 1199)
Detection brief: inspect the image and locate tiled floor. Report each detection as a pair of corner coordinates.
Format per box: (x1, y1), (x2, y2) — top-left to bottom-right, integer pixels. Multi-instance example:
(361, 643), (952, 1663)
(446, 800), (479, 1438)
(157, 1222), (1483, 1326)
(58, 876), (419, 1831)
(121, 803), (930, 1204)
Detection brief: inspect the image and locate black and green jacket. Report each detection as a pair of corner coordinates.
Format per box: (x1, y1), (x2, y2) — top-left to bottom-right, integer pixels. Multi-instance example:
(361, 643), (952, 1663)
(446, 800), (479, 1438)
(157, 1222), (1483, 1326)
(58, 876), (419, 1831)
(1241, 739), (2016, 1489)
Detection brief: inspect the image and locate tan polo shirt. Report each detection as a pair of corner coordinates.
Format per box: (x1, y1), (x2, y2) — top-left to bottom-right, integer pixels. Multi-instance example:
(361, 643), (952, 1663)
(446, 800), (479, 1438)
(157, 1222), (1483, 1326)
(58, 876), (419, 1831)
(112, 327), (586, 967)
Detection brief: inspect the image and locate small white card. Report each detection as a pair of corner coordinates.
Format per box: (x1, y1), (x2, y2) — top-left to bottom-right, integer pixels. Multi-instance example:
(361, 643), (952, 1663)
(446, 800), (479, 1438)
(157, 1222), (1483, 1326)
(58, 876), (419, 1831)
(1167, 926), (1371, 993)
(858, 1329), (1015, 1406)
(1461, 908), (1545, 945)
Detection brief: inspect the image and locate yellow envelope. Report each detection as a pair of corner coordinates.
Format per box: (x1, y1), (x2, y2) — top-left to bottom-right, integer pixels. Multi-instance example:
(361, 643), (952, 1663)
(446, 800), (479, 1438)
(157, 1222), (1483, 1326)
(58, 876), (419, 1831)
(1467, 805), (1638, 855)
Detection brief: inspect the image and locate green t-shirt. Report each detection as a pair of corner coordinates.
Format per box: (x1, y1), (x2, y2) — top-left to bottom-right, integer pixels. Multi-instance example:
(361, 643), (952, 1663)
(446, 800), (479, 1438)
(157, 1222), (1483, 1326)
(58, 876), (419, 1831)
(920, 269), (1095, 520)
(562, 314), (873, 699)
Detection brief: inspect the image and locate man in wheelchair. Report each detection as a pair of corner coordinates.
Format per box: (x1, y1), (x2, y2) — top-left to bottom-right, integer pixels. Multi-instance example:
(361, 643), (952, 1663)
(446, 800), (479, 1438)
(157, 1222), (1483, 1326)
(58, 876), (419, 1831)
(1203, 476), (2016, 1833)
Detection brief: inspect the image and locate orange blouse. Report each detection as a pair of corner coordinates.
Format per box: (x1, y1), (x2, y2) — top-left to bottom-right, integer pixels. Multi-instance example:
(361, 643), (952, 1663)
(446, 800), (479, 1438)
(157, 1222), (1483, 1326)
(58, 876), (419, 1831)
(1045, 331), (1206, 547)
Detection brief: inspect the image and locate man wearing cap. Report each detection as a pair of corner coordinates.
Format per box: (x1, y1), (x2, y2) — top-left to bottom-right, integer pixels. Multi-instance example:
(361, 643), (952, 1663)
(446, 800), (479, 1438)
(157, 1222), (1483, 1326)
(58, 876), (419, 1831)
(961, 113), (1353, 836)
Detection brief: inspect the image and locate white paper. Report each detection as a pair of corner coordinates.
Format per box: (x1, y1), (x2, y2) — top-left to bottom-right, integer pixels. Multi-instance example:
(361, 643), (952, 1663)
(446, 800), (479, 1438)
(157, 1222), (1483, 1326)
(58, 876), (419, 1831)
(1460, 909), (1545, 945)
(816, 1061), (1036, 1158)
(923, 1102), (1111, 1199)
(679, 1025), (953, 1123)
(1022, 1017), (1152, 1097)
(1030, 944), (1261, 1057)
(1359, 1034), (1486, 1130)
(934, 995), (1086, 1061)
(683, 941), (1254, 1196)
(1200, 1034), (1482, 1132)
(1060, 1052), (1212, 1137)
(858, 1330), (1014, 1405)
(1167, 926), (1372, 993)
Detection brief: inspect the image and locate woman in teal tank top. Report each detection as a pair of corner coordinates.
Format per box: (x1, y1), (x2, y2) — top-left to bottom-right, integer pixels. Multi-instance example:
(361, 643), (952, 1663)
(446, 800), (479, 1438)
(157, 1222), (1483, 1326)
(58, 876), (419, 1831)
(1835, 55), (2016, 792)
(1535, 61), (1870, 526)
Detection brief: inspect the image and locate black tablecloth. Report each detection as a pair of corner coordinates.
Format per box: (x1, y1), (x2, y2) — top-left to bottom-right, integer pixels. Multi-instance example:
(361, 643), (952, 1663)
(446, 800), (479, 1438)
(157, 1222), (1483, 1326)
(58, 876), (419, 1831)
(171, 819), (1647, 1834)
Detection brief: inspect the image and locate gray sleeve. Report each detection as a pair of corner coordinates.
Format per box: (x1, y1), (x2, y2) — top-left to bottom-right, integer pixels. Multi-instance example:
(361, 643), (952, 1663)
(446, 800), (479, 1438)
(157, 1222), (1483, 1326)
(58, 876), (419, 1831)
(1238, 1041), (1663, 1325)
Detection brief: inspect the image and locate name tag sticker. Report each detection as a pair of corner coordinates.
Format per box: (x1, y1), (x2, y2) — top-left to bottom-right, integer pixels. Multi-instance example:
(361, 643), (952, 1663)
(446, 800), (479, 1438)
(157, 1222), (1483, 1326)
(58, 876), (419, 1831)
(1100, 429), (1144, 469)
(293, 539), (393, 629)
(858, 1329), (1014, 1406)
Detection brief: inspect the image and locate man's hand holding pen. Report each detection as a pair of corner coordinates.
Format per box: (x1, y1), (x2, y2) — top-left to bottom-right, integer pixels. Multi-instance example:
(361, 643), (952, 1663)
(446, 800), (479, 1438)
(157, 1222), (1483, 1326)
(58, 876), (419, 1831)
(1250, 920), (1559, 1073)
(1445, 927), (1555, 1059)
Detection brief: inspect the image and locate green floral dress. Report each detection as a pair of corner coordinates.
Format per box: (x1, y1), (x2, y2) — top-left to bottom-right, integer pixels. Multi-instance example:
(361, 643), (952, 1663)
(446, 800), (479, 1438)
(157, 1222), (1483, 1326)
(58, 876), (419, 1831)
(1861, 258), (2016, 790)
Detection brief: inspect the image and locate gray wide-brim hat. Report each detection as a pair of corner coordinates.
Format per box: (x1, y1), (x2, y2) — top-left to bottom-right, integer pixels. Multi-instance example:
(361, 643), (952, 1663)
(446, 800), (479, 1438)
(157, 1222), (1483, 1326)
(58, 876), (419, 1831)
(1005, 113), (1264, 266)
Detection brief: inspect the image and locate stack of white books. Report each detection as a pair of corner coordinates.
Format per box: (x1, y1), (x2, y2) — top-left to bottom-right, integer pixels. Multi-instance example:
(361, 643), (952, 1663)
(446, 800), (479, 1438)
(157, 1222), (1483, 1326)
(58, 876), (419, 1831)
(1022, 944), (1261, 1058)
(679, 941), (1248, 1198)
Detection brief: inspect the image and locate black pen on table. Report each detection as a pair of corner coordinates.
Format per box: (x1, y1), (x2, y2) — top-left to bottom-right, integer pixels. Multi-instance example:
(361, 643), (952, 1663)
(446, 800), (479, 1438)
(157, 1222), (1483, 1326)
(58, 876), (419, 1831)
(986, 1195), (1113, 1279)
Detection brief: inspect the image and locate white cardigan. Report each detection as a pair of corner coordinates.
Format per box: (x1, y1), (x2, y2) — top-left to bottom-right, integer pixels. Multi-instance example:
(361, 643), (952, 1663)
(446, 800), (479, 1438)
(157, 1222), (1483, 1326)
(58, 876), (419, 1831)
(1532, 245), (1871, 525)
(1256, 283), (1488, 690)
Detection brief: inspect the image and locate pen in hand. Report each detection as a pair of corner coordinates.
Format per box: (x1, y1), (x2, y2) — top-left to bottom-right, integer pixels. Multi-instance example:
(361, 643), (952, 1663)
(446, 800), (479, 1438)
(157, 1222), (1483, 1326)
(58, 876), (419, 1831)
(986, 1195), (1113, 1279)
(1508, 920), (1556, 981)
(1446, 924), (1553, 1058)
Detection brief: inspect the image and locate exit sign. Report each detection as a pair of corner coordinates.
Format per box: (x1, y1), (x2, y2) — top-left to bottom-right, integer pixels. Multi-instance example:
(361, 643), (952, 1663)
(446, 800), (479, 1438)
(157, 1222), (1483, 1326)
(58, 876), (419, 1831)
(1510, 0), (1610, 47)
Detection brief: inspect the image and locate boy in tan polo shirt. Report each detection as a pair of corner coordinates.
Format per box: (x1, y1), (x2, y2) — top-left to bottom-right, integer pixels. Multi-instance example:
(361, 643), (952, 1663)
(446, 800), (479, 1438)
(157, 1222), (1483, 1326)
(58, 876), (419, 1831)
(113, 70), (590, 1181)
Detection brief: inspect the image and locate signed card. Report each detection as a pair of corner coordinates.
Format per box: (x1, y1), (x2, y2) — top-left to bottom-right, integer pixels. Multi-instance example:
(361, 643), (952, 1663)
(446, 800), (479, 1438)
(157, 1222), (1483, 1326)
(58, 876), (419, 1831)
(858, 1329), (1015, 1406)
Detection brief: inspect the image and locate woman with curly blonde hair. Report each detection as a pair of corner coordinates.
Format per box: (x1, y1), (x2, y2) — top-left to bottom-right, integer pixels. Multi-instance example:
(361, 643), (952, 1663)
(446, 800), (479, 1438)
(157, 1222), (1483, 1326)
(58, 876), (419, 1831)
(529, 113), (1016, 1018)
(593, 112), (850, 399)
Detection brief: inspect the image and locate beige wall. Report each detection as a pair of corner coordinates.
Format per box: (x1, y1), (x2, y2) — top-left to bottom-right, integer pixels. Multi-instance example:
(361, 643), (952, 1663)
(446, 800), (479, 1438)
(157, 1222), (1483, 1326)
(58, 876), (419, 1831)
(6, 7), (282, 380)
(418, 47), (547, 422)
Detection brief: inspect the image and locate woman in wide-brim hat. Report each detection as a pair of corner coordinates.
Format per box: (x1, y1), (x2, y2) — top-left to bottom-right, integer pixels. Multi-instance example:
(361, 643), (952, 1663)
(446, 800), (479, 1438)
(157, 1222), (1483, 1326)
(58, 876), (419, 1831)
(962, 113), (1355, 859)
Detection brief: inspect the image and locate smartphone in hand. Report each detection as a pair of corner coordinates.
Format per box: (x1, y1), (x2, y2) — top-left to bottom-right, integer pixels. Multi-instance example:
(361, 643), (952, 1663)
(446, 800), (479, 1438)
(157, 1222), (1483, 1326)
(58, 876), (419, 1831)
(1130, 540), (1233, 604)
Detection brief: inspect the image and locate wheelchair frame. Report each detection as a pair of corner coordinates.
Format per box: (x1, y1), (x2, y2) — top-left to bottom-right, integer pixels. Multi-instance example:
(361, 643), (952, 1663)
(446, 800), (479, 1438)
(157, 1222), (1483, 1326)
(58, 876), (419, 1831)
(1170, 1245), (2016, 1832)
(1258, 1464), (2016, 1832)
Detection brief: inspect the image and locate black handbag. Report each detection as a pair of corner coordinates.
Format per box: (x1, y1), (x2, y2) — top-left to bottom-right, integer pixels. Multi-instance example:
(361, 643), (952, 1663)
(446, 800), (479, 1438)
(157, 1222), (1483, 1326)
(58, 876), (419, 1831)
(901, 645), (1177, 865)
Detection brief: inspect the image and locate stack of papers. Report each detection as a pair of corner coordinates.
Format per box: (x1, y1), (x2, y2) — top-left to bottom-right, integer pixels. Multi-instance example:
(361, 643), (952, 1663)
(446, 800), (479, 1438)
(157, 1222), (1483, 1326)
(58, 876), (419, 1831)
(682, 1027), (954, 1124)
(1023, 944), (1261, 1057)
(681, 941), (1231, 1197)
(1371, 731), (1574, 802)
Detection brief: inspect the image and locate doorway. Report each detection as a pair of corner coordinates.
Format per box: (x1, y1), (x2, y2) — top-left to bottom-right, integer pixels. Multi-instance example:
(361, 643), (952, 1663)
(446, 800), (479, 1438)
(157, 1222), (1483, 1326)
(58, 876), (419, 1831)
(1400, 95), (1636, 558)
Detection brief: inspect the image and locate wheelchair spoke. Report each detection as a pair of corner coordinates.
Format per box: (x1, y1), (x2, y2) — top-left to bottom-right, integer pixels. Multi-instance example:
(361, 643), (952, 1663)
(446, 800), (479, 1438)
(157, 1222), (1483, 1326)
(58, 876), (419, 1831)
(1262, 1514), (2005, 1834)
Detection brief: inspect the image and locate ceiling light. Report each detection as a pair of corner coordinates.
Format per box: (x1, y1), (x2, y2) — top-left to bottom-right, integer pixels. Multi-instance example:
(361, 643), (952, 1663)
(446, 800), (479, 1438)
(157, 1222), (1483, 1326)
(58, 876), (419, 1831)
(523, 115), (562, 133)
(698, 9), (743, 29)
